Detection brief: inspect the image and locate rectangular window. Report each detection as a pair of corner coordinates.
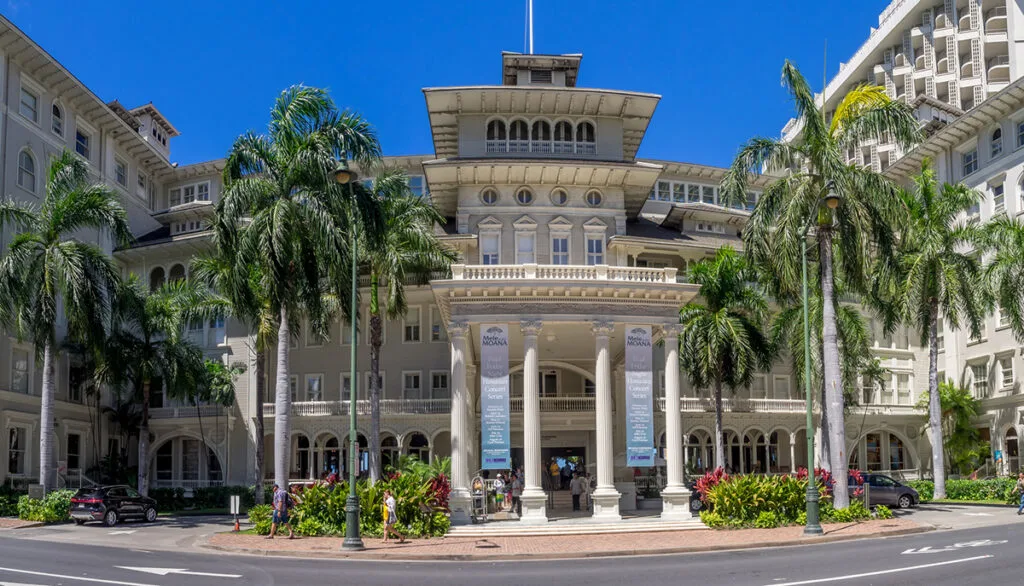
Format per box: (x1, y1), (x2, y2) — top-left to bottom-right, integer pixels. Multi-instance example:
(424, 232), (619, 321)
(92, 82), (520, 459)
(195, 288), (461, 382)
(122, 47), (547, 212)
(551, 236), (569, 265)
(586, 235), (604, 265)
(408, 175), (426, 197)
(1017, 121), (1024, 148)
(515, 232), (536, 264)
(896, 327), (910, 350)
(197, 182), (210, 201)
(999, 305), (1010, 329)
(365, 372), (383, 401)
(962, 149), (978, 176)
(340, 373), (353, 401)
(168, 188), (181, 207)
(19, 88), (38, 122)
(11, 348), (29, 394)
(745, 192), (758, 211)
(584, 379), (596, 397)
(404, 307), (421, 343)
(431, 372), (449, 399)
(137, 172), (148, 200)
(114, 159), (127, 187)
(937, 318), (945, 351)
(155, 442), (173, 481)
(657, 181), (671, 202)
(672, 183), (685, 203)
(994, 184), (1005, 214)
(403, 372), (422, 400)
(971, 364), (988, 398)
(772, 375), (791, 399)
(305, 374), (323, 401)
(208, 315), (226, 346)
(183, 185), (196, 204)
(430, 307), (447, 342)
(289, 375), (298, 402)
(702, 185), (716, 205)
(341, 321), (353, 345)
(865, 433), (882, 471)
(750, 375), (767, 399)
(1000, 357), (1014, 389)
(67, 433), (81, 470)
(75, 130), (91, 159)
(150, 377), (164, 408)
(896, 373), (911, 404)
(481, 234), (500, 265)
(8, 427), (26, 475)
(687, 184), (700, 203)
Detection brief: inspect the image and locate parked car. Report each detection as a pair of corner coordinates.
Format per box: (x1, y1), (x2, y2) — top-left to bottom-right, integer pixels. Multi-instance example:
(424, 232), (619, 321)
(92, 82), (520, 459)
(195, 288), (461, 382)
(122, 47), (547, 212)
(848, 474), (919, 509)
(69, 485), (158, 526)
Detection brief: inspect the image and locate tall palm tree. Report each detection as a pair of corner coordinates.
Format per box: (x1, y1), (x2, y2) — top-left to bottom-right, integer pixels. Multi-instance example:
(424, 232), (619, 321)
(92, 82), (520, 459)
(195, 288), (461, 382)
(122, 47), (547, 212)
(679, 247), (774, 469)
(983, 215), (1024, 342)
(99, 277), (216, 496)
(359, 166), (456, 483)
(886, 160), (985, 499)
(216, 86), (381, 489)
(721, 62), (921, 507)
(0, 150), (131, 491)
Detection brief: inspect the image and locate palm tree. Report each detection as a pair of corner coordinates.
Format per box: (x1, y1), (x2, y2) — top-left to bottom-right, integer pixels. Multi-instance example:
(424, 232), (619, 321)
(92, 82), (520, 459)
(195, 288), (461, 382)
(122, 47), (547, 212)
(98, 277), (215, 496)
(0, 150), (131, 491)
(886, 160), (985, 499)
(359, 167), (456, 483)
(983, 215), (1024, 342)
(916, 379), (987, 476)
(216, 86), (381, 490)
(721, 62), (921, 507)
(679, 247), (774, 469)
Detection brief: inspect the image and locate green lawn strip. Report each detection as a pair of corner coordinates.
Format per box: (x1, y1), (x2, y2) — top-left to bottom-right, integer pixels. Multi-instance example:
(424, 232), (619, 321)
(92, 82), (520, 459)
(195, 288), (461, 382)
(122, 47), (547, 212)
(929, 498), (1011, 506)
(158, 508), (234, 517)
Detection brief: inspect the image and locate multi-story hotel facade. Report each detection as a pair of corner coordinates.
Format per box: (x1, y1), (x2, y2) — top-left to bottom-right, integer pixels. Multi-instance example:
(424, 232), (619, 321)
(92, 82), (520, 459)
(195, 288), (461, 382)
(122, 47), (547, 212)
(2, 2), (1022, 521)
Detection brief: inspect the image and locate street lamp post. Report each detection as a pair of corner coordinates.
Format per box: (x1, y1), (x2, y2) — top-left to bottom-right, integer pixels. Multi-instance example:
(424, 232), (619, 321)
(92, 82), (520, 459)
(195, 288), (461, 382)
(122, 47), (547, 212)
(799, 189), (839, 537)
(335, 162), (364, 551)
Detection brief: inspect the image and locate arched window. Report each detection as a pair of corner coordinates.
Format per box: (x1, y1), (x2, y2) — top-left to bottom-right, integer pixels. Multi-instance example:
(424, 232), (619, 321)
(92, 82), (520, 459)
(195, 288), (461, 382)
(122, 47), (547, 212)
(407, 433), (429, 462)
(486, 119), (507, 153)
(295, 436), (311, 479)
(515, 187), (534, 205)
(992, 128), (1003, 158)
(553, 121), (573, 153)
(585, 189), (603, 207)
(168, 264), (186, 283)
(531, 120), (551, 153)
(888, 434), (907, 471)
(480, 187), (499, 205)
(17, 150), (35, 192)
(509, 120), (529, 153)
(149, 267), (166, 291)
(550, 188), (568, 206)
(51, 103), (64, 137)
(1007, 429), (1019, 473)
(381, 435), (400, 471)
(576, 121), (596, 154)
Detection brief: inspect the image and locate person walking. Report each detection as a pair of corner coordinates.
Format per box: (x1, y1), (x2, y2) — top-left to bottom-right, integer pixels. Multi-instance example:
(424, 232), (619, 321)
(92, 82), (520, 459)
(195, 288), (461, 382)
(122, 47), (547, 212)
(569, 473), (584, 511)
(493, 474), (506, 512)
(382, 489), (406, 543)
(1016, 473), (1024, 515)
(549, 458), (561, 490)
(266, 484), (295, 539)
(511, 472), (524, 517)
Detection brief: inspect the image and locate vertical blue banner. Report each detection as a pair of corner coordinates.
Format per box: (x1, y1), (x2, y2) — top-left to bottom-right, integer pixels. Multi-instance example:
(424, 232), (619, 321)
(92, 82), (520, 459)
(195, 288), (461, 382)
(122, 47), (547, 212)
(480, 324), (511, 469)
(625, 325), (655, 467)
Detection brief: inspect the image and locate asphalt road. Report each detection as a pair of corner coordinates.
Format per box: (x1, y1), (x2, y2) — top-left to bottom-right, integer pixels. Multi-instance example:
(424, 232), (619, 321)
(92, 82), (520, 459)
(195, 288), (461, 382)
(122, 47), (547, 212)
(0, 521), (1022, 586)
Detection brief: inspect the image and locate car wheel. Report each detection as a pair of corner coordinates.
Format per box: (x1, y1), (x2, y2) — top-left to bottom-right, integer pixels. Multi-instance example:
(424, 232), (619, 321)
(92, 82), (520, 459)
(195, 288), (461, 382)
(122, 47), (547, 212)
(74, 519), (86, 526)
(104, 510), (118, 527)
(690, 498), (703, 512)
(145, 507), (157, 523)
(897, 495), (913, 509)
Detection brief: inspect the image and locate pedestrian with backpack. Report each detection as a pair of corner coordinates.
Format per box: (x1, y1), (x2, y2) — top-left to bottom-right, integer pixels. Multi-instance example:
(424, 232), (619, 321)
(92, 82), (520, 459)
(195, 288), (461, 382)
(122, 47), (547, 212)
(267, 484), (295, 539)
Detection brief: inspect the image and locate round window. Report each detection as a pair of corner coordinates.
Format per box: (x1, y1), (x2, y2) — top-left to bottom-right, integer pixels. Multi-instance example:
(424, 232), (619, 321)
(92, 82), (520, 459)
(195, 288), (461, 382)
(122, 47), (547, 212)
(550, 188), (568, 206)
(585, 190), (603, 207)
(516, 188), (534, 205)
(480, 188), (499, 205)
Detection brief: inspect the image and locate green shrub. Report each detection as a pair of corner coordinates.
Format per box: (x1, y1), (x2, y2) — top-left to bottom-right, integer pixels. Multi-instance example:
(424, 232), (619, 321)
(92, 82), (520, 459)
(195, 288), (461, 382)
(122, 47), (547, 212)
(699, 510), (726, 528)
(795, 511), (807, 525)
(150, 487), (186, 511)
(248, 504), (272, 534)
(907, 480), (933, 502)
(0, 486), (24, 517)
(874, 505), (893, 519)
(192, 485), (256, 510)
(820, 498), (871, 524)
(907, 478), (1018, 504)
(17, 490), (75, 523)
(754, 510), (780, 528)
(703, 472), (819, 527)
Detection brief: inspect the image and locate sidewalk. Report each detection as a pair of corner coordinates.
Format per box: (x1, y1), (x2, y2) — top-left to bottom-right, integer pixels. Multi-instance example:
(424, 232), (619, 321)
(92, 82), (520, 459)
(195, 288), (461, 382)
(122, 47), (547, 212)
(205, 518), (927, 561)
(0, 518), (42, 530)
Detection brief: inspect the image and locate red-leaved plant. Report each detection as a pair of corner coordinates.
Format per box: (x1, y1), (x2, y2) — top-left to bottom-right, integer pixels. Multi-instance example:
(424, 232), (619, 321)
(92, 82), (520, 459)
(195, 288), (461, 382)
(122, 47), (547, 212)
(696, 468), (729, 503)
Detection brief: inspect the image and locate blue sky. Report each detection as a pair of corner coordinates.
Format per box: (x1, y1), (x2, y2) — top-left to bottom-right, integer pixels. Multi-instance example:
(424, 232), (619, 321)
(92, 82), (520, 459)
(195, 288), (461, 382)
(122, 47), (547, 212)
(5, 0), (889, 167)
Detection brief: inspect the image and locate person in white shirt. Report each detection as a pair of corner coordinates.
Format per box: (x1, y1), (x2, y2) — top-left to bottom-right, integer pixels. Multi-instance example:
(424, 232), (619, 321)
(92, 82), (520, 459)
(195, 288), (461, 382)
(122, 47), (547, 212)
(570, 473), (583, 511)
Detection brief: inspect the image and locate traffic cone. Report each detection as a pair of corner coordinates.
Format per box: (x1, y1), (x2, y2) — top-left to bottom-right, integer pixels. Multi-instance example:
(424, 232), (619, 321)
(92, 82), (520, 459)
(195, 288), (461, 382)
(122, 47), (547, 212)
(233, 517), (240, 532)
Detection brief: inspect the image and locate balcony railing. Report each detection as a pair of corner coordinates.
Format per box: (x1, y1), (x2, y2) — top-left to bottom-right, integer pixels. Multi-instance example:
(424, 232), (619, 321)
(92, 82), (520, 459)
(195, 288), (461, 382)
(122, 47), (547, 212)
(986, 5), (1007, 31)
(263, 398), (451, 418)
(988, 55), (1011, 82)
(151, 479), (224, 490)
(510, 396), (595, 412)
(485, 139), (596, 156)
(449, 264), (679, 284)
(658, 397), (807, 413)
(149, 405), (225, 419)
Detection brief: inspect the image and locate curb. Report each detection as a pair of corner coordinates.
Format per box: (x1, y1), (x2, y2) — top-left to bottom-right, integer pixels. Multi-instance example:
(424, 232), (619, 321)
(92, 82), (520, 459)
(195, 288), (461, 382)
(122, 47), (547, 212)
(202, 524), (933, 562)
(0, 521), (45, 530)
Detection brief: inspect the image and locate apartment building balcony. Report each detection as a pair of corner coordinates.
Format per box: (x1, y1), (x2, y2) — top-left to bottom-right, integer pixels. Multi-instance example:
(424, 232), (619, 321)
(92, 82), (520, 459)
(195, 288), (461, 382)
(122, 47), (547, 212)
(936, 54), (951, 74)
(893, 52), (909, 68)
(935, 11), (952, 29)
(915, 54), (927, 70)
(263, 398), (452, 418)
(960, 57), (976, 78)
(959, 11), (974, 31)
(985, 6), (1007, 32)
(510, 396), (595, 412)
(988, 55), (1011, 83)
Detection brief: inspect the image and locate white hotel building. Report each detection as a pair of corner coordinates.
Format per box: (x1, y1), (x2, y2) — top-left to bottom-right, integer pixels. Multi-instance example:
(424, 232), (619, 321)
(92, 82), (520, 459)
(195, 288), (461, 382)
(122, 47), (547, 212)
(1, 2), (1023, 521)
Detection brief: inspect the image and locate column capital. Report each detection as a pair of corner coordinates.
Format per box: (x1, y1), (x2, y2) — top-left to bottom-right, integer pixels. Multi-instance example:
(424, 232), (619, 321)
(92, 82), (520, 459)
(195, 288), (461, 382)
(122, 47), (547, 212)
(591, 320), (615, 337)
(661, 323), (684, 339)
(520, 319), (544, 336)
(448, 320), (471, 340)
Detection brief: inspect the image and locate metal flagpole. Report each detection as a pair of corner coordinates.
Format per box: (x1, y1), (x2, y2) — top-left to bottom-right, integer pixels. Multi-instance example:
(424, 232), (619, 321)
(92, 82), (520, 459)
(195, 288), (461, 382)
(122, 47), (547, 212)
(529, 0), (534, 54)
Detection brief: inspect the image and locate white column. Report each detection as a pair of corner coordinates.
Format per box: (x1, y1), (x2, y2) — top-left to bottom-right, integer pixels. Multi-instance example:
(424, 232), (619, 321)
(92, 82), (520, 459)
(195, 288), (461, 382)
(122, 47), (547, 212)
(519, 319), (547, 523)
(591, 321), (621, 520)
(659, 324), (691, 519)
(789, 433), (797, 473)
(448, 321), (472, 525)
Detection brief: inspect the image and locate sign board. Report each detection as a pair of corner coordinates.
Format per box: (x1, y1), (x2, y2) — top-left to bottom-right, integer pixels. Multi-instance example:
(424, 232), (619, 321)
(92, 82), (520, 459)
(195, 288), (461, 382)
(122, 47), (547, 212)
(625, 325), (656, 467)
(480, 324), (511, 469)
(230, 495), (240, 515)
(28, 484), (44, 500)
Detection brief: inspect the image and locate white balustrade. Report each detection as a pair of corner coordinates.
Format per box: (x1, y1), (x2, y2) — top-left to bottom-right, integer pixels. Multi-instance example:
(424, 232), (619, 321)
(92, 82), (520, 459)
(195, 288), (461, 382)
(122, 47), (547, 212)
(510, 396), (595, 412)
(451, 264), (678, 284)
(262, 398), (452, 418)
(149, 405), (224, 419)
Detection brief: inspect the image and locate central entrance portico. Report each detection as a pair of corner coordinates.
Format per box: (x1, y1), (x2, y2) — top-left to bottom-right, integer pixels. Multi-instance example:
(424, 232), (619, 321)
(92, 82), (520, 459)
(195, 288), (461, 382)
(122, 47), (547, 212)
(432, 264), (697, 524)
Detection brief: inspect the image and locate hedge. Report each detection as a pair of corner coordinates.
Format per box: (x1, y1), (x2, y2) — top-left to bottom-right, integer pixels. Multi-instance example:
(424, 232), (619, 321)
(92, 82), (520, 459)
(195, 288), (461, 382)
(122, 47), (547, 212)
(907, 478), (1017, 504)
(0, 486), (24, 517)
(149, 485), (267, 512)
(17, 490), (75, 523)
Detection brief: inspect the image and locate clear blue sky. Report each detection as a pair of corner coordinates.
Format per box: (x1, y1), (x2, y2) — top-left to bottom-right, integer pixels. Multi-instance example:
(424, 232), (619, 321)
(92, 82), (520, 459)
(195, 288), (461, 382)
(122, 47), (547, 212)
(5, 0), (890, 168)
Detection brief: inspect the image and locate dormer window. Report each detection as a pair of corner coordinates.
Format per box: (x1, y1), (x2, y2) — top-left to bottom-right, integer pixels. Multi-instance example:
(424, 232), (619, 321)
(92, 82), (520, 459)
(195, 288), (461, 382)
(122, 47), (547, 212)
(530, 69), (553, 84)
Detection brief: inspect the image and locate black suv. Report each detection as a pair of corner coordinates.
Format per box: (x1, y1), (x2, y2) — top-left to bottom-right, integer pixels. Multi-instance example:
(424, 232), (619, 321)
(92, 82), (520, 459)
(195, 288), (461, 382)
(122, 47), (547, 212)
(69, 485), (158, 526)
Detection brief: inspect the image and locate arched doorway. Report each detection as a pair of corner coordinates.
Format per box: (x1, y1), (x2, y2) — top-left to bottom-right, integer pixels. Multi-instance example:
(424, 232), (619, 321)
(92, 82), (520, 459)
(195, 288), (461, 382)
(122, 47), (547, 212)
(149, 435), (222, 490)
(293, 435), (311, 479)
(744, 431), (768, 473)
(685, 430), (713, 474)
(1006, 428), (1019, 473)
(342, 434), (369, 478)
(406, 432), (429, 462)
(312, 435), (339, 479)
(381, 435), (399, 472)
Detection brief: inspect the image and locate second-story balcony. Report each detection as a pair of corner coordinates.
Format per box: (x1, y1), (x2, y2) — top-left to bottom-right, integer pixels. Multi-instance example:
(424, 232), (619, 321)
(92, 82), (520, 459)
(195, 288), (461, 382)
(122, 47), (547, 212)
(511, 396), (595, 412)
(485, 139), (596, 156)
(986, 5), (1007, 32)
(263, 398), (452, 418)
(449, 263), (679, 284)
(150, 405), (225, 419)
(988, 54), (1011, 82)
(658, 397), (806, 414)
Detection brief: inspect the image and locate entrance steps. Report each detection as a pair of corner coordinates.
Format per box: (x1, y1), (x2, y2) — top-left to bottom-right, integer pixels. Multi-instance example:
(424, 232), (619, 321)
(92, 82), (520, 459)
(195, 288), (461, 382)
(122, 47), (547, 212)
(448, 513), (706, 537)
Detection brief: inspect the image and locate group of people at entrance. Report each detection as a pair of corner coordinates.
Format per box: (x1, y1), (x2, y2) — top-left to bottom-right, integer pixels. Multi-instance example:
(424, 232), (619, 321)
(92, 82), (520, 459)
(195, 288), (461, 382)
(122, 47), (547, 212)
(547, 457), (593, 512)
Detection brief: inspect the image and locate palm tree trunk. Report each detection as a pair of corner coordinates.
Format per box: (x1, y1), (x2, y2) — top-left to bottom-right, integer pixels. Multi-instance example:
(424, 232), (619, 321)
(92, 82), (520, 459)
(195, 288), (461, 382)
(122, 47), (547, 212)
(254, 346), (266, 504)
(713, 377), (725, 470)
(138, 379), (151, 497)
(818, 374), (831, 472)
(928, 300), (946, 499)
(274, 305), (291, 490)
(368, 272), (382, 484)
(39, 340), (55, 491)
(819, 230), (849, 508)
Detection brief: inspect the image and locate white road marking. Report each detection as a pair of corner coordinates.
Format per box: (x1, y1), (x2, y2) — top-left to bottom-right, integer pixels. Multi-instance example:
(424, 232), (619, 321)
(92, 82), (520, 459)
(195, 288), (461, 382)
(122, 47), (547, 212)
(0, 567), (156, 586)
(902, 538), (1008, 554)
(764, 555), (992, 586)
(115, 567), (242, 578)
(0, 582), (49, 586)
(962, 512), (993, 517)
(107, 530), (137, 535)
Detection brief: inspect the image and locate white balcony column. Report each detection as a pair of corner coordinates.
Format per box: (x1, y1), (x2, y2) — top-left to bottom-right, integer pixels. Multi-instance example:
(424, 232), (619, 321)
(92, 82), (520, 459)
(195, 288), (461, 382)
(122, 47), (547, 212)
(519, 319), (547, 523)
(591, 320), (621, 520)
(448, 321), (472, 525)
(789, 433), (797, 473)
(659, 324), (691, 519)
